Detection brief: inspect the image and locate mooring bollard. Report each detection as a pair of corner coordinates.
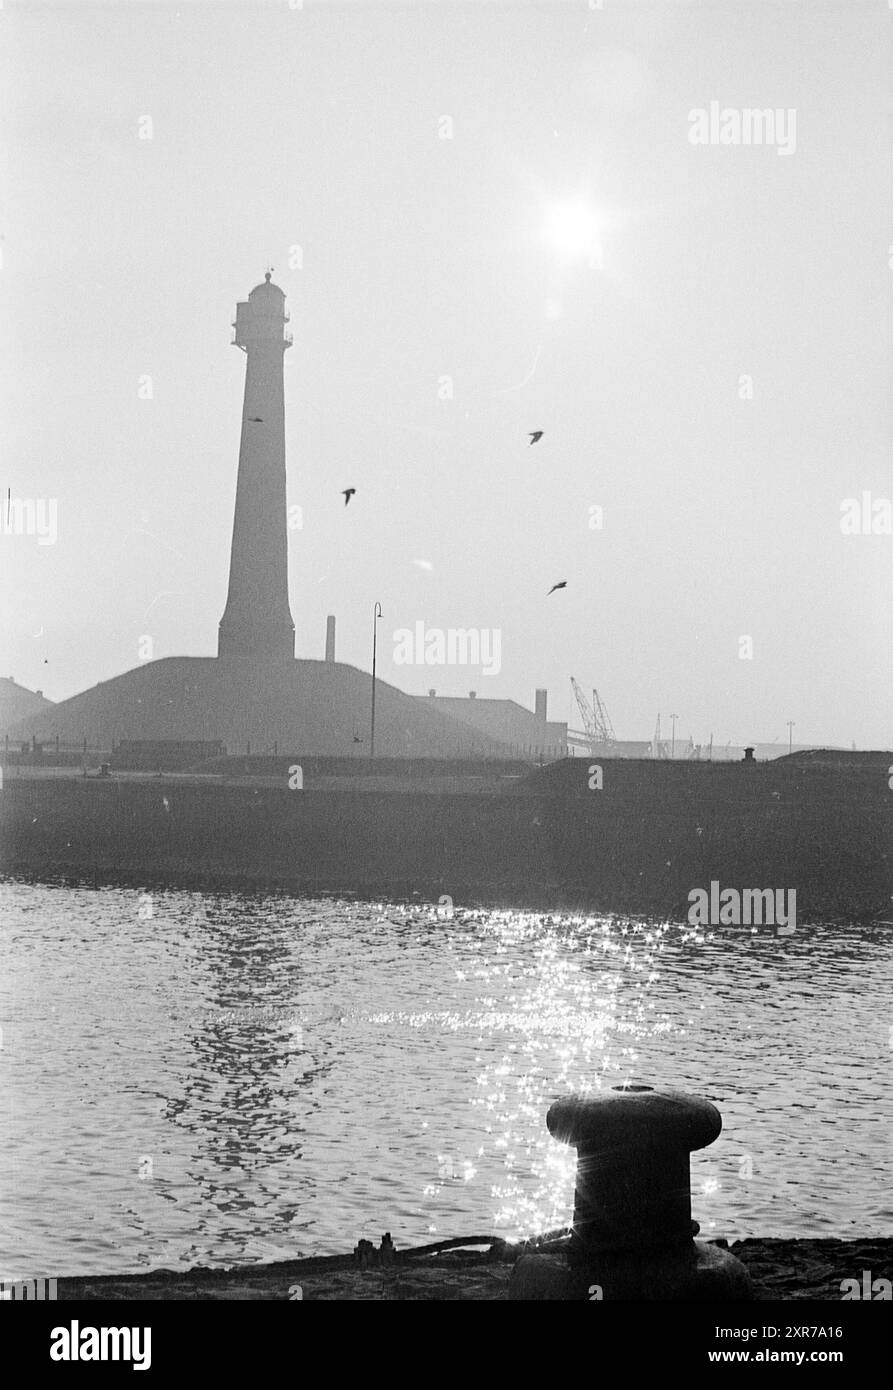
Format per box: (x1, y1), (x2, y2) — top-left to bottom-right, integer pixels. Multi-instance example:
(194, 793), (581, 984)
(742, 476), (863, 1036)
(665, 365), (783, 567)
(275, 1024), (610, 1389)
(509, 1083), (752, 1300)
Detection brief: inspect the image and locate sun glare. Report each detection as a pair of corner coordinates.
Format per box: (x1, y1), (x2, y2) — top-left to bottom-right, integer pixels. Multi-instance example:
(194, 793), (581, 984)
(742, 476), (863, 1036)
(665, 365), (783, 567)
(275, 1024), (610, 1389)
(541, 194), (605, 270)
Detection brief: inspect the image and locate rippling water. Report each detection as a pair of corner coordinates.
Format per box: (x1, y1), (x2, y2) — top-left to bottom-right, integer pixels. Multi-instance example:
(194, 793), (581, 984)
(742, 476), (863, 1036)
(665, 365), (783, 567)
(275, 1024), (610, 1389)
(1, 880), (891, 1279)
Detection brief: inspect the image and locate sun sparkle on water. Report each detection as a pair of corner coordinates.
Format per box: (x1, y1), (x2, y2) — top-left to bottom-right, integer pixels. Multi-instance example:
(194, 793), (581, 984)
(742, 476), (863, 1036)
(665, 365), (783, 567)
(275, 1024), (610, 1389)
(407, 908), (680, 1240)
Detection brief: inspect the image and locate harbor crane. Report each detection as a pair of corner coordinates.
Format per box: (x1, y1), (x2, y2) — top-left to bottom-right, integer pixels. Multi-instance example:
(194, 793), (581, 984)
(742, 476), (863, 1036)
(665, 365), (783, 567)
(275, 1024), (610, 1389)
(570, 677), (616, 750)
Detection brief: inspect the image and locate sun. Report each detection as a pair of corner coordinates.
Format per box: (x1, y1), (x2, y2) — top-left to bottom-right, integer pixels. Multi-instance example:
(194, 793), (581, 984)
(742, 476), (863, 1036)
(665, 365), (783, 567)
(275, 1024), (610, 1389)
(541, 193), (605, 270)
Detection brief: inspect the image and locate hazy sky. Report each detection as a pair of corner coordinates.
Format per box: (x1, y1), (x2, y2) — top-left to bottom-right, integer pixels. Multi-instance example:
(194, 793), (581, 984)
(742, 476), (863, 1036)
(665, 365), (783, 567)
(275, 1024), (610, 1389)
(1, 0), (891, 747)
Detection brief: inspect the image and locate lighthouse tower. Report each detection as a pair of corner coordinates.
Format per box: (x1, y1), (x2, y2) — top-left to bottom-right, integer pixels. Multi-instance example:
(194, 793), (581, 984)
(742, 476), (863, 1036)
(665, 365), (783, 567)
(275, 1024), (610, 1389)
(218, 272), (295, 663)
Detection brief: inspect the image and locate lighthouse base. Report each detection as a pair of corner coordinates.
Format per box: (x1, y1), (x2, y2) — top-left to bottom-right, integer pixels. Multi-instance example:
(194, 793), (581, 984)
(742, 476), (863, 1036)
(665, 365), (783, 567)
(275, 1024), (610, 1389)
(217, 618), (295, 664)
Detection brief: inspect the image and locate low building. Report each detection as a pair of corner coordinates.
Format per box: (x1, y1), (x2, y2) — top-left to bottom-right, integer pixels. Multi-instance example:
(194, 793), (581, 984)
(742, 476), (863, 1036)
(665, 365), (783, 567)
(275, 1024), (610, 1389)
(418, 688), (567, 760)
(0, 677), (53, 739)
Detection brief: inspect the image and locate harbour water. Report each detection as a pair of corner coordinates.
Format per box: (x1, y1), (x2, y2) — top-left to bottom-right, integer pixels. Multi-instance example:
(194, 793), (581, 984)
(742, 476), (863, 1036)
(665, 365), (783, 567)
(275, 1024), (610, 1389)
(1, 880), (891, 1280)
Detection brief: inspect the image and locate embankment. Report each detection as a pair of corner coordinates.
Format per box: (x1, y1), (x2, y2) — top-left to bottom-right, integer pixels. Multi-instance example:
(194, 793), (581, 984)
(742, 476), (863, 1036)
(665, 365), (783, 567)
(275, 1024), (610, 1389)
(0, 756), (889, 917)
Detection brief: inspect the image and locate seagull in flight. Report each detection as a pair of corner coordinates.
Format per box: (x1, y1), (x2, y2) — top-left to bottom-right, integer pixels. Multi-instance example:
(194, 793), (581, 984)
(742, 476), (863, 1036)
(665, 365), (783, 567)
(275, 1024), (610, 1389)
(528, 431), (544, 445)
(342, 488), (356, 506)
(547, 580), (567, 595)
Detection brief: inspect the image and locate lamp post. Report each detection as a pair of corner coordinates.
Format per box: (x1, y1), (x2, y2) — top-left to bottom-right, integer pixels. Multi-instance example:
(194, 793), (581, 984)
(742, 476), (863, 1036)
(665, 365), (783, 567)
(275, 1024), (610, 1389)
(370, 602), (383, 758)
(786, 720), (795, 755)
(670, 713), (678, 760)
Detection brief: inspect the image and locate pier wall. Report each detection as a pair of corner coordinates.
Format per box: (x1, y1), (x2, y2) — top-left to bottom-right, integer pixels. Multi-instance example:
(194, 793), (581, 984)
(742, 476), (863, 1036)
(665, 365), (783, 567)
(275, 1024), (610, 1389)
(0, 760), (889, 918)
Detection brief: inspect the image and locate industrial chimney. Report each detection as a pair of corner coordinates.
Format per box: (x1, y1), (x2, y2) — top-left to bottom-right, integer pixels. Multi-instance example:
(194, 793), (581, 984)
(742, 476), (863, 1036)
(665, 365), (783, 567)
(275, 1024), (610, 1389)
(535, 688), (548, 721)
(325, 615), (336, 663)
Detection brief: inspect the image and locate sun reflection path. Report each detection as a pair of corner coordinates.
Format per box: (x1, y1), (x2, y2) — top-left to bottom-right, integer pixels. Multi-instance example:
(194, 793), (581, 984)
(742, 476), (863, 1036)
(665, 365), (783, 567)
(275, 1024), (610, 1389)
(470, 913), (686, 1236)
(377, 907), (687, 1242)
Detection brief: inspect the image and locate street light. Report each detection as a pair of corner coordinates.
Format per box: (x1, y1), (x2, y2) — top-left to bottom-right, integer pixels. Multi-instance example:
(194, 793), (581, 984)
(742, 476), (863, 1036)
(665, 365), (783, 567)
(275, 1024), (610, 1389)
(670, 713), (678, 759)
(370, 602), (383, 757)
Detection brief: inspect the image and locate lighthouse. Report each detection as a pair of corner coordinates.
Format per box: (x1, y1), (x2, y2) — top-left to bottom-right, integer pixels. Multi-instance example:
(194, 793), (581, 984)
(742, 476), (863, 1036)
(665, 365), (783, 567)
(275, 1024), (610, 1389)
(9, 276), (516, 759)
(218, 272), (295, 663)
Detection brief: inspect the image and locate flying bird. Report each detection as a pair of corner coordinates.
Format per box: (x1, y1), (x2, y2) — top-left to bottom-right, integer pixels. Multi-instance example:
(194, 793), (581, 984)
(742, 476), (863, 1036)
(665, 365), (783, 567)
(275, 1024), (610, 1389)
(342, 488), (356, 506)
(528, 431), (544, 445)
(547, 580), (567, 595)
